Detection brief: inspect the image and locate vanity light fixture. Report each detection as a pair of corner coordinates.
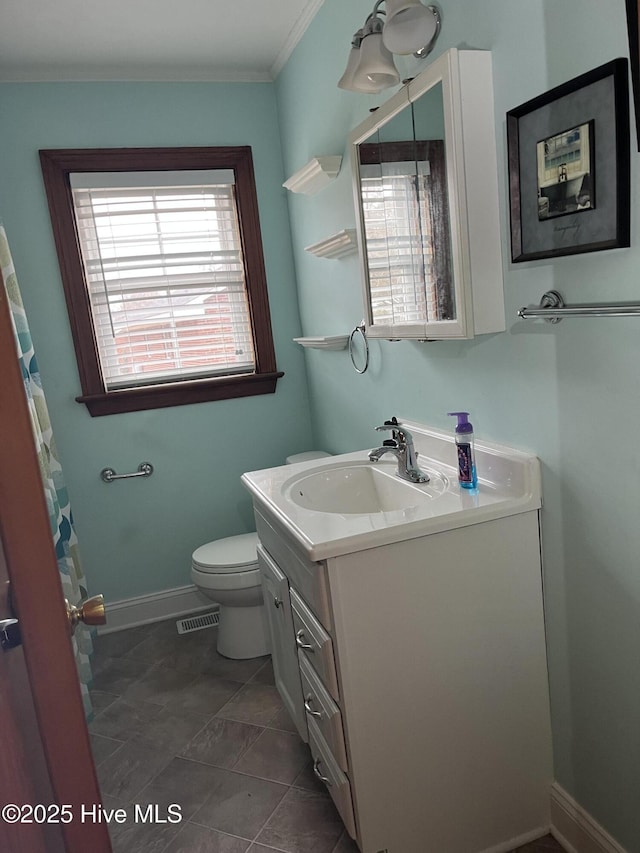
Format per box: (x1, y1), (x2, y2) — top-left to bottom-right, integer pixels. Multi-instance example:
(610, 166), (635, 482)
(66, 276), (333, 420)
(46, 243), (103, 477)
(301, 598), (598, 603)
(338, 1), (441, 94)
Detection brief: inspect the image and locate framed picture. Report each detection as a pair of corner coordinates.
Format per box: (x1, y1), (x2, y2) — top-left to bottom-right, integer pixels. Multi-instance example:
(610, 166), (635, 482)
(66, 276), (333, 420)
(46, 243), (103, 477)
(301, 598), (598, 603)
(625, 0), (640, 149)
(507, 58), (630, 262)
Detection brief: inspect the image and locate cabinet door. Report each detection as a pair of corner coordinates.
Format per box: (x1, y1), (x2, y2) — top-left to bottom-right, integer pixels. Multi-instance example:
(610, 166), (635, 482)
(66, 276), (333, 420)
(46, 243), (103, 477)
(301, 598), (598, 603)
(258, 544), (308, 743)
(349, 49), (505, 340)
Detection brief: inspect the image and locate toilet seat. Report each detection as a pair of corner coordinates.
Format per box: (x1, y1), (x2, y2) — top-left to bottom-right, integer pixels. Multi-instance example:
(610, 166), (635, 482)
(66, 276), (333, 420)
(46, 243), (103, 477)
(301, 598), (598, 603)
(191, 532), (260, 591)
(191, 564), (261, 591)
(192, 532), (258, 573)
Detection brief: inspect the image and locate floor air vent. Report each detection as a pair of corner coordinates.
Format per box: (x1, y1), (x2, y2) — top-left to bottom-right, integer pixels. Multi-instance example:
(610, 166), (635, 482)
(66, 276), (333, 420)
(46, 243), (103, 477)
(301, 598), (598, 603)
(176, 610), (219, 635)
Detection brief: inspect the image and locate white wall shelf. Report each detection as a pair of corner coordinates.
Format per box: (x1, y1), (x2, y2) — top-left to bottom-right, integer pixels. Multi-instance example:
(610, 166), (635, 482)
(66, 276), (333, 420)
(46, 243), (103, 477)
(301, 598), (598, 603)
(283, 156), (342, 195)
(305, 229), (358, 259)
(293, 336), (349, 350)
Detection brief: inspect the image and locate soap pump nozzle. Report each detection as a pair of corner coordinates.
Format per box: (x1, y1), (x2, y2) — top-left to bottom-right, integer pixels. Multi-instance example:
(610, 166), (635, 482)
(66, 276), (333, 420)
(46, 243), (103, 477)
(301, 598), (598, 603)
(448, 411), (472, 433)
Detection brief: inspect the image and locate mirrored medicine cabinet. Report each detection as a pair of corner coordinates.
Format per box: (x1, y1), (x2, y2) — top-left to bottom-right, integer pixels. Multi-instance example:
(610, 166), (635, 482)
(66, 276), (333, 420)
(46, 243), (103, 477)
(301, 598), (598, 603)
(349, 48), (505, 340)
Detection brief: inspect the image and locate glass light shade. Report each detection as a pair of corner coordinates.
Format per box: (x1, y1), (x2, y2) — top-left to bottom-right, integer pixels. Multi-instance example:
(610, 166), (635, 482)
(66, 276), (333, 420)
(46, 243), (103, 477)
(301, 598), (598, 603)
(352, 33), (400, 92)
(382, 2), (438, 55)
(384, 0), (422, 15)
(338, 46), (363, 90)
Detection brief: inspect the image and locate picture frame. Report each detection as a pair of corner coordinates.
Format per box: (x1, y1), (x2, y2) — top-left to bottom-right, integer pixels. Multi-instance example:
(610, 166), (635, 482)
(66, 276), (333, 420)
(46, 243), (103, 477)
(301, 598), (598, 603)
(507, 58), (630, 263)
(625, 0), (640, 149)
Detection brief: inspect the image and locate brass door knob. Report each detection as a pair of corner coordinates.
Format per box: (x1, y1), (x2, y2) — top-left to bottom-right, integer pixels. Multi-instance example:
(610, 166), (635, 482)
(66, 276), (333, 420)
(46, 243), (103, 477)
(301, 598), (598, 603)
(65, 595), (106, 635)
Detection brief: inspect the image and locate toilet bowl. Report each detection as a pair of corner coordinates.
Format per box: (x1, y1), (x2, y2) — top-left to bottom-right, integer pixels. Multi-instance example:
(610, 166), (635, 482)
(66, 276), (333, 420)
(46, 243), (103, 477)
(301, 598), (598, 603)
(191, 532), (268, 659)
(191, 451), (331, 660)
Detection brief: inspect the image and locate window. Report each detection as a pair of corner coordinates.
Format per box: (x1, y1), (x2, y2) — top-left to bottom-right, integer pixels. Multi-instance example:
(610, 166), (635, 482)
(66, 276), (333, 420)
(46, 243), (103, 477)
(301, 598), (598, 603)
(40, 147), (282, 416)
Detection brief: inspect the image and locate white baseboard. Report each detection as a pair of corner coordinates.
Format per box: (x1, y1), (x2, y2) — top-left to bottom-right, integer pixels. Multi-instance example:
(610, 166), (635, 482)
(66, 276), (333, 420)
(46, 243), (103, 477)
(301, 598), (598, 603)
(98, 584), (216, 634)
(550, 782), (628, 853)
(478, 827), (549, 853)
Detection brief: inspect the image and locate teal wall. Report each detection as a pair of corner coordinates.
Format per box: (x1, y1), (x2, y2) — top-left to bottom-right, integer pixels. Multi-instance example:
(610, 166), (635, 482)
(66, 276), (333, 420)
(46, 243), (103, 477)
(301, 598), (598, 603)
(0, 82), (314, 603)
(1, 1), (639, 848)
(276, 0), (640, 850)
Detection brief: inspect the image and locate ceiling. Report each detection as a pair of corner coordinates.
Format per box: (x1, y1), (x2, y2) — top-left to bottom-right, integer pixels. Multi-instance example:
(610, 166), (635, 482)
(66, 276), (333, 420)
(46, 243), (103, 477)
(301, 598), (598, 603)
(0, 0), (325, 82)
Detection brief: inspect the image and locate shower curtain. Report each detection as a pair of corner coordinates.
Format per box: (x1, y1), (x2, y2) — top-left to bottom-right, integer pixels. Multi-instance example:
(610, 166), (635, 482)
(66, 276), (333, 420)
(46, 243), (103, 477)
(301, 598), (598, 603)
(0, 225), (94, 718)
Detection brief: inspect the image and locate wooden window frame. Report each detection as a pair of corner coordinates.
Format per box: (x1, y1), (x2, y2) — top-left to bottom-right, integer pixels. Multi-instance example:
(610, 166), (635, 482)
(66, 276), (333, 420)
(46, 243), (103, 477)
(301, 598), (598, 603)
(40, 146), (282, 416)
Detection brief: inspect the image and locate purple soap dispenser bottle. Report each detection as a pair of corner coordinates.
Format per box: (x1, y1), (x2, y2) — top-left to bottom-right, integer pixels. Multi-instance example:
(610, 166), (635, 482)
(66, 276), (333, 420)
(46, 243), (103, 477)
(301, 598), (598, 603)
(448, 412), (478, 490)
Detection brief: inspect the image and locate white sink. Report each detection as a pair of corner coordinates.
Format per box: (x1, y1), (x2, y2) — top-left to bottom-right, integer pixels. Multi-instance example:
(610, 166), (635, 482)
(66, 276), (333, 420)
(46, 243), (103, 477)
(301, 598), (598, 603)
(284, 462), (446, 515)
(241, 420), (542, 560)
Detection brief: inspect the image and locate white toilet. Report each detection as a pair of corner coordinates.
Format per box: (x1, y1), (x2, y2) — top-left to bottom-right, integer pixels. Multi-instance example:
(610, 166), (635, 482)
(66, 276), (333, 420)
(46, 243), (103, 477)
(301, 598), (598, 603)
(191, 450), (331, 660)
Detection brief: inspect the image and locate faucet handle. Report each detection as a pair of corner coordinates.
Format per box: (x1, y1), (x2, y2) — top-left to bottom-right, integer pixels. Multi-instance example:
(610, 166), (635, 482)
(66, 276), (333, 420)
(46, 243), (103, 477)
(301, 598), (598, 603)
(375, 424), (400, 444)
(375, 416), (399, 431)
(375, 420), (413, 445)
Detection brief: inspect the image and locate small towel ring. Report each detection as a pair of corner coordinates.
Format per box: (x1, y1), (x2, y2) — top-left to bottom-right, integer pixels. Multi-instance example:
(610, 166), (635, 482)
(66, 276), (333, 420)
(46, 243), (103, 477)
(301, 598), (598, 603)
(349, 322), (369, 374)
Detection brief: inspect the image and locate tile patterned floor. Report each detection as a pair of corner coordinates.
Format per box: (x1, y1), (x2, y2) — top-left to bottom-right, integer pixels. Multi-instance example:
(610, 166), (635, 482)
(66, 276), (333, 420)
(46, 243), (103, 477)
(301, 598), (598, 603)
(90, 618), (565, 853)
(90, 618), (351, 853)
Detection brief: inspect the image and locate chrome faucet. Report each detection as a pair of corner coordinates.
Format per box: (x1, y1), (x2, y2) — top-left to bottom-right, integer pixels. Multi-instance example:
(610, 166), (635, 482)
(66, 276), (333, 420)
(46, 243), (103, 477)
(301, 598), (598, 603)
(368, 418), (429, 484)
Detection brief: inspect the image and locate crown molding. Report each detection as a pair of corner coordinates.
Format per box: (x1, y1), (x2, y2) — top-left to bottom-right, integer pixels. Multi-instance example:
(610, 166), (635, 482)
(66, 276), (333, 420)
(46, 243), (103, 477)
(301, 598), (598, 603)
(271, 0), (326, 78)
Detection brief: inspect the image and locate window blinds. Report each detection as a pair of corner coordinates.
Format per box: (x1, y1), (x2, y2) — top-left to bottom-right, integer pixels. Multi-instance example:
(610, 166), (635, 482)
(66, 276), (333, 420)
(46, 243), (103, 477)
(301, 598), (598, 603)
(71, 172), (255, 390)
(361, 165), (441, 327)
(359, 146), (454, 328)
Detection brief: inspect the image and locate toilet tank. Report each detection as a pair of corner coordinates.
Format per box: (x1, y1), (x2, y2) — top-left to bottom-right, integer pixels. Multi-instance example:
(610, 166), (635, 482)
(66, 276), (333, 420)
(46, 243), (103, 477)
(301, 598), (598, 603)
(285, 451), (331, 465)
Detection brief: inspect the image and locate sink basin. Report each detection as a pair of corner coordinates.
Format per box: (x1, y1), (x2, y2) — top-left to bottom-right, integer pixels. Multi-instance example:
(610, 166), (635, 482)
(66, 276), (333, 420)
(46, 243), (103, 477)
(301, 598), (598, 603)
(242, 420), (542, 560)
(283, 462), (446, 515)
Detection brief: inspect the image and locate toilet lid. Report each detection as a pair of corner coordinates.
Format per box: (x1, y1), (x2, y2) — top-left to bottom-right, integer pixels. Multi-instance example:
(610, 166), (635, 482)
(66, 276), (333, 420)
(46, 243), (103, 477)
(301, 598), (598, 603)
(192, 532), (259, 573)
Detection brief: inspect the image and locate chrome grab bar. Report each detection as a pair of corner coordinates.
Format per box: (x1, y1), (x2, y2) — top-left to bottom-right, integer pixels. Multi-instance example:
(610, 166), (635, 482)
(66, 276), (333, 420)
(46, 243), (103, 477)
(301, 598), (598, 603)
(100, 462), (154, 483)
(518, 290), (640, 323)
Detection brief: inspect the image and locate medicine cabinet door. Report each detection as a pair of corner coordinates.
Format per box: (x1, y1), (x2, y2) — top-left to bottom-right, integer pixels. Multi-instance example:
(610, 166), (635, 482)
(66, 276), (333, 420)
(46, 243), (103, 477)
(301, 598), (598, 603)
(350, 48), (505, 341)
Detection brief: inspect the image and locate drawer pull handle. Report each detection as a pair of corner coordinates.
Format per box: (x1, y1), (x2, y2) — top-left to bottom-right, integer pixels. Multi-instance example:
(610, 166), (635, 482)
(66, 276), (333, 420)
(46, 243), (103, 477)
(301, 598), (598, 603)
(313, 758), (332, 786)
(273, 596), (283, 608)
(304, 694), (323, 718)
(296, 629), (314, 652)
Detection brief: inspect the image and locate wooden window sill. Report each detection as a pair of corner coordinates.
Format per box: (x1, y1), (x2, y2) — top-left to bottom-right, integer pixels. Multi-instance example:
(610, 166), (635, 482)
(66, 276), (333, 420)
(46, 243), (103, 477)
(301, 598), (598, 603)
(76, 371), (284, 416)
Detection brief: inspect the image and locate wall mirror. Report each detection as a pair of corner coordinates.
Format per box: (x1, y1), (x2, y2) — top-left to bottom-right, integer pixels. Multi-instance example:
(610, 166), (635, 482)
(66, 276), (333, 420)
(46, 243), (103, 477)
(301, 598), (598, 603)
(349, 48), (505, 340)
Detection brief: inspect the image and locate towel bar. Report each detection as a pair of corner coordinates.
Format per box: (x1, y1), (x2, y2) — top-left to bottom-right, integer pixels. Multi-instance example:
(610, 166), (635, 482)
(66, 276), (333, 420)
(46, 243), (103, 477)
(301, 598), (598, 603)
(518, 290), (640, 322)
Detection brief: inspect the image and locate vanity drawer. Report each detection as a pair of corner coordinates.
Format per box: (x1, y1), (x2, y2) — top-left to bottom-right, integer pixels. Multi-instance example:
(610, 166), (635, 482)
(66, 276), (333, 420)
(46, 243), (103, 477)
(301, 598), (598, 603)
(308, 717), (357, 841)
(299, 652), (348, 772)
(291, 588), (340, 702)
(255, 508), (332, 631)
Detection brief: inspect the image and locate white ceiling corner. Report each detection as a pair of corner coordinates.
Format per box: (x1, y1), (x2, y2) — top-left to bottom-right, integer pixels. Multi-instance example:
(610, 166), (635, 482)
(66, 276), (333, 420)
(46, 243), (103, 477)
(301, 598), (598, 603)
(0, 0), (326, 83)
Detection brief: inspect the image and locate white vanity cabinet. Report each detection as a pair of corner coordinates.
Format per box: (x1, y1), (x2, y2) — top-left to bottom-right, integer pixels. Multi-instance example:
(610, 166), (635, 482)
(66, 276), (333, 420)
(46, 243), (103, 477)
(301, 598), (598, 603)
(253, 507), (552, 853)
(244, 424), (552, 853)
